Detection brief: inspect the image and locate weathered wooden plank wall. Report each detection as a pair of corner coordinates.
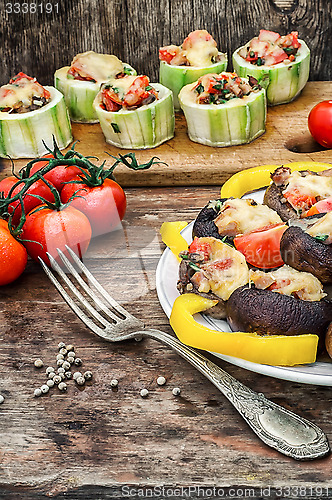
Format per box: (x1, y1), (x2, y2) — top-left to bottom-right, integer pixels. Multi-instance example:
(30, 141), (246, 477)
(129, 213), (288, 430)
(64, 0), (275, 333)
(1, 0), (331, 86)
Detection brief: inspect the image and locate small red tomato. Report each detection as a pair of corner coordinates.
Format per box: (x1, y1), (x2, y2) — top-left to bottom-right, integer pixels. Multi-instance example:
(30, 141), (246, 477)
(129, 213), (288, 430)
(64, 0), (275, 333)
(0, 175), (55, 227)
(188, 237), (212, 261)
(21, 205), (92, 266)
(0, 219), (27, 285)
(234, 224), (287, 269)
(308, 101), (332, 148)
(306, 196), (332, 216)
(60, 177), (126, 236)
(29, 154), (83, 192)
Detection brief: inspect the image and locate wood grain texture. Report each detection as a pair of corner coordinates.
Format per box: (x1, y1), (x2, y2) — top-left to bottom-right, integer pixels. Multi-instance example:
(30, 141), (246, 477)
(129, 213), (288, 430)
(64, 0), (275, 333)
(0, 186), (331, 497)
(2, 82), (332, 187)
(1, 0), (332, 85)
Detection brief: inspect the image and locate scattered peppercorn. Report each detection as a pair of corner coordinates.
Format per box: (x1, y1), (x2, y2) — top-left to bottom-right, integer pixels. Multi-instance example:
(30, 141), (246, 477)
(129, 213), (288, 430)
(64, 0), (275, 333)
(0, 395), (4, 404)
(58, 342), (66, 349)
(75, 376), (85, 386)
(66, 345), (74, 352)
(58, 382), (67, 392)
(34, 388), (42, 397)
(47, 379), (55, 388)
(157, 376), (166, 386)
(34, 359), (44, 368)
(74, 358), (82, 366)
(172, 387), (181, 396)
(140, 389), (149, 398)
(40, 384), (49, 394)
(73, 372), (82, 381)
(67, 351), (75, 358)
(62, 361), (71, 371)
(84, 371), (93, 381)
(67, 356), (75, 364)
(110, 379), (118, 388)
(59, 348), (68, 356)
(46, 367), (54, 375)
(53, 375), (62, 385)
(65, 371), (72, 379)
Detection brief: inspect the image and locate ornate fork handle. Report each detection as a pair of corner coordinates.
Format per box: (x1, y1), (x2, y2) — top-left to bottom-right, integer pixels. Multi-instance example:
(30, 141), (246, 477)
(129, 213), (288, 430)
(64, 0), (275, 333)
(136, 329), (329, 460)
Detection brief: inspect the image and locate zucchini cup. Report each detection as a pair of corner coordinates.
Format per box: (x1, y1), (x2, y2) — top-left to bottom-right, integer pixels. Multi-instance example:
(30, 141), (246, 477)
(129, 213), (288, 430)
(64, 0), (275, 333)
(159, 30), (227, 110)
(232, 30), (310, 106)
(93, 76), (174, 149)
(0, 73), (72, 158)
(179, 72), (266, 147)
(54, 51), (136, 123)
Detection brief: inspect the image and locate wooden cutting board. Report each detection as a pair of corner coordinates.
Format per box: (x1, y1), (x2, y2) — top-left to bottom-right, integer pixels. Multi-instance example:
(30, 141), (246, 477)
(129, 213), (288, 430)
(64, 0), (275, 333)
(2, 82), (332, 187)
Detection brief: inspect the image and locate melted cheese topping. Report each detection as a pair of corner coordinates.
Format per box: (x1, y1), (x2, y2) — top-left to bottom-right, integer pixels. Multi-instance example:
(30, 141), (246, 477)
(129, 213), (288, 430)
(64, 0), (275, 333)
(250, 265), (326, 302)
(283, 171), (332, 201)
(306, 212), (332, 245)
(69, 51), (124, 83)
(0, 80), (46, 109)
(104, 75), (137, 100)
(214, 198), (282, 236)
(192, 237), (249, 301)
(185, 40), (219, 67)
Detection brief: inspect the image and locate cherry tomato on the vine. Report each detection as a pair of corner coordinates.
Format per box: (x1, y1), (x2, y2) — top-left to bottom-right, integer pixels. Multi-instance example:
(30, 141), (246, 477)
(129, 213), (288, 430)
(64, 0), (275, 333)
(0, 175), (55, 226)
(308, 100), (332, 148)
(60, 177), (127, 236)
(21, 205), (92, 266)
(29, 154), (83, 192)
(0, 219), (27, 285)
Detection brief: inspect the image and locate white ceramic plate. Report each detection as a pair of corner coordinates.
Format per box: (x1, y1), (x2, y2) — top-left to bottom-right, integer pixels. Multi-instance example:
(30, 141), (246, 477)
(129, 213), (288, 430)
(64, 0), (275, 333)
(156, 189), (332, 386)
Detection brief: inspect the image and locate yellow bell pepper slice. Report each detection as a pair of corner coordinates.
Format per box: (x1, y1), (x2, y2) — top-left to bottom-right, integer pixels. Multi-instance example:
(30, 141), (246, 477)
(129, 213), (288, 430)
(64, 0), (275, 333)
(221, 162), (332, 199)
(170, 294), (318, 366)
(160, 221), (188, 261)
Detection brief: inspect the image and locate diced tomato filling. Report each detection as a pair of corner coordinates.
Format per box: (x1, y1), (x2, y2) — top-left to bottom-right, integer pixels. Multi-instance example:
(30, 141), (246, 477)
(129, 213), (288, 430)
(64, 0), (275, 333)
(188, 237), (212, 261)
(243, 30), (301, 66)
(269, 279), (291, 290)
(0, 73), (50, 112)
(159, 30), (218, 66)
(182, 30), (216, 50)
(159, 45), (181, 64)
(305, 196), (332, 216)
(67, 66), (96, 82)
(283, 189), (317, 212)
(100, 75), (158, 112)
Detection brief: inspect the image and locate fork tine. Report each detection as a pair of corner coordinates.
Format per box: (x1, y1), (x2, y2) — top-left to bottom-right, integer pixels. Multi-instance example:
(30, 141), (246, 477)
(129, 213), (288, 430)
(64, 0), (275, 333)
(44, 253), (115, 329)
(65, 245), (137, 320)
(38, 257), (106, 337)
(55, 248), (125, 323)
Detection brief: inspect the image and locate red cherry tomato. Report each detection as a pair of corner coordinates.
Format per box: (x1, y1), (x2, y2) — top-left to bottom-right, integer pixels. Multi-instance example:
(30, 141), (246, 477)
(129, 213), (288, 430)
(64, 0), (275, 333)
(234, 224), (287, 269)
(29, 154), (83, 192)
(21, 204), (92, 266)
(0, 175), (55, 227)
(188, 237), (212, 261)
(60, 177), (127, 236)
(308, 101), (332, 148)
(0, 219), (27, 285)
(306, 196), (332, 216)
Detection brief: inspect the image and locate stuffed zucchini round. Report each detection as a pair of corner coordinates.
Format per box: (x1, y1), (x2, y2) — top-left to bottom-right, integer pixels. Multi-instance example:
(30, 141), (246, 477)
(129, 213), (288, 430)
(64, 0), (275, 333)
(54, 51), (136, 123)
(159, 30), (227, 110)
(232, 30), (310, 106)
(0, 73), (72, 158)
(179, 72), (266, 147)
(93, 76), (174, 149)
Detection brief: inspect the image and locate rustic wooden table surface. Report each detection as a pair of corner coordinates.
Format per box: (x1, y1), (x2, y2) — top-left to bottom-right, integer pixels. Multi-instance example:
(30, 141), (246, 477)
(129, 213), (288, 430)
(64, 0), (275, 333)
(0, 85), (332, 499)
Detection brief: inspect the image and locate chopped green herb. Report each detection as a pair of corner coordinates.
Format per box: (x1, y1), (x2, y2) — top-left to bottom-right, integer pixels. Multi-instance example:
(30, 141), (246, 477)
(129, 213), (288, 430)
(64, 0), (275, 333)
(209, 94), (216, 104)
(145, 85), (152, 91)
(257, 57), (263, 66)
(188, 262), (201, 272)
(195, 83), (204, 95)
(123, 66), (133, 75)
(112, 87), (119, 94)
(212, 83), (223, 91)
(314, 234), (329, 242)
(249, 51), (255, 58)
(111, 123), (121, 133)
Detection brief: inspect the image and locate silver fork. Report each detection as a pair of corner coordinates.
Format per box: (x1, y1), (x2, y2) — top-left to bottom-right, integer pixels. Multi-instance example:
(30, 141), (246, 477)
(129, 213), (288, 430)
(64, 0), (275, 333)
(39, 246), (330, 461)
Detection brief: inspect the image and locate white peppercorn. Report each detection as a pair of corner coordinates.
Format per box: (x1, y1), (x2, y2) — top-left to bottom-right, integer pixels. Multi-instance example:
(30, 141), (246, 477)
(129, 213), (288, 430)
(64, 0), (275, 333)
(67, 351), (75, 358)
(56, 359), (64, 367)
(57, 367), (65, 374)
(83, 371), (93, 381)
(53, 375), (62, 385)
(58, 382), (67, 392)
(66, 345), (74, 352)
(46, 366), (55, 375)
(67, 356), (75, 365)
(75, 376), (85, 386)
(56, 353), (64, 361)
(74, 358), (82, 366)
(47, 379), (55, 388)
(41, 384), (49, 394)
(0, 395), (4, 404)
(58, 342), (66, 349)
(140, 389), (149, 398)
(34, 388), (42, 397)
(34, 359), (44, 368)
(172, 387), (181, 396)
(73, 372), (82, 381)
(62, 361), (71, 371)
(59, 348), (67, 356)
(110, 379), (118, 388)
(65, 371), (72, 379)
(48, 372), (56, 379)
(157, 376), (166, 386)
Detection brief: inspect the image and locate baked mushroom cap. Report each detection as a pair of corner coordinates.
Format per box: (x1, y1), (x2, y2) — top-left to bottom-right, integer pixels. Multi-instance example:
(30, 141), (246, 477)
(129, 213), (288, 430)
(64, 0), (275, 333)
(280, 226), (332, 284)
(226, 285), (332, 339)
